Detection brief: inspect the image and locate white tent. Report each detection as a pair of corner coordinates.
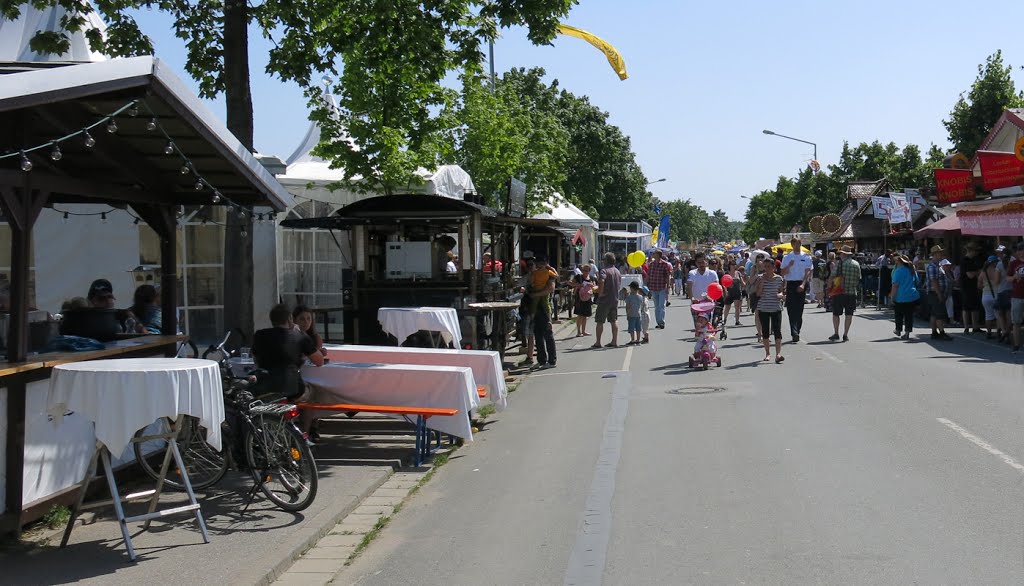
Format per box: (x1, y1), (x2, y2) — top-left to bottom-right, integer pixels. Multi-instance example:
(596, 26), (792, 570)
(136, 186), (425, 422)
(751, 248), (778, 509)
(0, 3), (107, 62)
(531, 194), (599, 264)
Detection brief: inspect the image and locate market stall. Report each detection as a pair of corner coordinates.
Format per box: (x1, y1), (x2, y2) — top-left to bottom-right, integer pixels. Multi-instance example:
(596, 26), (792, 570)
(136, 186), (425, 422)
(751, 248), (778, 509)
(0, 56), (293, 534)
(280, 193), (559, 354)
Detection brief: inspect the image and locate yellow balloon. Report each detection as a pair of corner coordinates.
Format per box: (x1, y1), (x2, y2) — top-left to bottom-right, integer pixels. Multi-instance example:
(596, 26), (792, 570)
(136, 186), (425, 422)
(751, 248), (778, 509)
(636, 251), (647, 265)
(627, 251), (645, 268)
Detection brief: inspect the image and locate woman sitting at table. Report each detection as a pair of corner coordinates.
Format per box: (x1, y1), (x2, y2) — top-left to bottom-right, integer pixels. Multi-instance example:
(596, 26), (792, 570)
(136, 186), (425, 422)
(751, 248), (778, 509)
(130, 284), (162, 334)
(293, 305), (326, 354)
(252, 304), (325, 436)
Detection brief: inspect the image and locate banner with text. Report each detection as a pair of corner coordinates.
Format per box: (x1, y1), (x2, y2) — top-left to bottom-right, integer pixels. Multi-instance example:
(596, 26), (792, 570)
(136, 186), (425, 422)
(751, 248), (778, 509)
(977, 150), (1024, 191)
(933, 169), (976, 204)
(871, 196), (892, 219)
(888, 193), (911, 223)
(904, 188), (926, 214)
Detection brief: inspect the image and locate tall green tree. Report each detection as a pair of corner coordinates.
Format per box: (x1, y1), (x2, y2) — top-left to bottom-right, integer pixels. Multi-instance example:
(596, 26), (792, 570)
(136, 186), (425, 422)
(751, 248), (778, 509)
(660, 198), (709, 243)
(454, 68), (569, 213)
(943, 50), (1024, 158)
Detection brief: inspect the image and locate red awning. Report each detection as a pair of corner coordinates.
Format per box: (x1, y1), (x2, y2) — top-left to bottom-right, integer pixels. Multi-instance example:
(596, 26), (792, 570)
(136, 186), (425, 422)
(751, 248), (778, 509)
(914, 214), (960, 239)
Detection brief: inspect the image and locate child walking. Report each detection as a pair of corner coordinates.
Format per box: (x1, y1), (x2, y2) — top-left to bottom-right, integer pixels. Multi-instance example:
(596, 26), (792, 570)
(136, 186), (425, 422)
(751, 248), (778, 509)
(624, 281), (644, 345)
(756, 258), (786, 363)
(640, 285), (652, 344)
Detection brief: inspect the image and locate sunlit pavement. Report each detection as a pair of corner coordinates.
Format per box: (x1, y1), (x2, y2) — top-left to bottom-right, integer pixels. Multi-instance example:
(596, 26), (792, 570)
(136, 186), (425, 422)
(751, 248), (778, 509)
(333, 299), (1024, 585)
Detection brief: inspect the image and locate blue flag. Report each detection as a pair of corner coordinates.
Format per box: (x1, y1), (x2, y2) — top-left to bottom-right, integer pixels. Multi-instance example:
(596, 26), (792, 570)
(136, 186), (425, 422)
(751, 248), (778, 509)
(657, 215), (670, 248)
(653, 203), (662, 215)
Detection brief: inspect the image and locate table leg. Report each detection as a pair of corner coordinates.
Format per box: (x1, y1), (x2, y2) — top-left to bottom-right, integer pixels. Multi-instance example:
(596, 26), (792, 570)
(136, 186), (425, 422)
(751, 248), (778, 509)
(61, 442), (101, 549)
(168, 423), (210, 544)
(143, 417), (176, 530)
(99, 447), (136, 561)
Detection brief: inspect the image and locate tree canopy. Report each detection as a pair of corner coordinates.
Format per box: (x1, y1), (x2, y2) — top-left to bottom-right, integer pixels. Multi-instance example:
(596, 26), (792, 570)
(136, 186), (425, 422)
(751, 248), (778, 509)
(943, 50), (1024, 158)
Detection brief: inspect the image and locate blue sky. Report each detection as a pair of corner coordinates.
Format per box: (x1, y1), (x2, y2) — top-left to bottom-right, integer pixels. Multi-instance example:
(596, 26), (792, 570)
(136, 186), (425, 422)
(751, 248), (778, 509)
(132, 0), (1024, 220)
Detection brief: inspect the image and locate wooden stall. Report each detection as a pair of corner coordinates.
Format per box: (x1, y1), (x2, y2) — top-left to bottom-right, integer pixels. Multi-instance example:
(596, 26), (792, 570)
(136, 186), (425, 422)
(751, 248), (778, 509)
(0, 56), (293, 534)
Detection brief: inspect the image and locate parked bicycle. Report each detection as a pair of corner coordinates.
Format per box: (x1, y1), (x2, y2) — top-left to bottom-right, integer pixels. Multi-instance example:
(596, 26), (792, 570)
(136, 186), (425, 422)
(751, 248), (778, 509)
(134, 331), (318, 511)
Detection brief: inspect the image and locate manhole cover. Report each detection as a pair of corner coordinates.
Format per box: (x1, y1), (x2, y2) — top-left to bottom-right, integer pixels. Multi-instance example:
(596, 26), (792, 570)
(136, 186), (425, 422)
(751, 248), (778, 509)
(666, 386), (726, 395)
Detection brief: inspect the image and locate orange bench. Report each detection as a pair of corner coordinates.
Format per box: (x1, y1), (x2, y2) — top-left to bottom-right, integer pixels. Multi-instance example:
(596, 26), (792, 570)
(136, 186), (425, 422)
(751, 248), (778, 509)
(294, 402), (459, 466)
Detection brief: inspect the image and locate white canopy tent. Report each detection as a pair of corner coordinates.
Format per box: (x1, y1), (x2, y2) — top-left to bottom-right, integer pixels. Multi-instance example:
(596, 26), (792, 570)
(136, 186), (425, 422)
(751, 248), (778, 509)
(0, 3), (107, 62)
(530, 194), (599, 265)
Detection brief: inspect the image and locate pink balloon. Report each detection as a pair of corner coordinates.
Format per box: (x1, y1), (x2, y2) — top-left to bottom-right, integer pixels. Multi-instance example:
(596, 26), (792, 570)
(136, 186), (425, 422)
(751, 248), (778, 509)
(721, 274), (734, 288)
(707, 283), (723, 300)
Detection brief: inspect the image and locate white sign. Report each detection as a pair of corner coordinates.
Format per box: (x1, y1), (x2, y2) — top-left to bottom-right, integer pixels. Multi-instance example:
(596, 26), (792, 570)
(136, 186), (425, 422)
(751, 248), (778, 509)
(888, 193), (911, 224)
(871, 196), (892, 219)
(904, 188), (926, 214)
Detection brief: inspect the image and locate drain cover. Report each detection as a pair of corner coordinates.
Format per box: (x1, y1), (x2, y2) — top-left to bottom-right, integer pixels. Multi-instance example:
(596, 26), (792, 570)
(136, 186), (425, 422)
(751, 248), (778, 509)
(666, 386), (725, 395)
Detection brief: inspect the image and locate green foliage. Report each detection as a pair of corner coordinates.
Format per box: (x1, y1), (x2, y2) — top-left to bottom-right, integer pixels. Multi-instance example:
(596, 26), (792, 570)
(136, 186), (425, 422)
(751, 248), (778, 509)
(41, 505), (71, 530)
(454, 68), (569, 212)
(943, 50), (1024, 158)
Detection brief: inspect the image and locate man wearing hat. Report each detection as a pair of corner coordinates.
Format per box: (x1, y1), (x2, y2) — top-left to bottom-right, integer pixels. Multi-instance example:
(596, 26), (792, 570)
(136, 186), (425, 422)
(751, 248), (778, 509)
(925, 245), (953, 341)
(828, 246), (861, 342)
(780, 237), (813, 342)
(87, 278), (116, 309)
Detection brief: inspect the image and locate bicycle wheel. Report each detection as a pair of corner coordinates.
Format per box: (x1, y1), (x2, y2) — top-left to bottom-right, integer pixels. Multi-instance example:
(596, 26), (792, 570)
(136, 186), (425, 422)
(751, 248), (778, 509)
(133, 416), (229, 491)
(245, 413), (318, 512)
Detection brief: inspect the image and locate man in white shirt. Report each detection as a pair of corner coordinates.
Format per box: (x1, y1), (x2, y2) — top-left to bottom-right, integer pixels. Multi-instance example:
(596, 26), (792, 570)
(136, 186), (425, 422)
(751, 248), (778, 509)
(780, 237), (813, 343)
(686, 252), (720, 329)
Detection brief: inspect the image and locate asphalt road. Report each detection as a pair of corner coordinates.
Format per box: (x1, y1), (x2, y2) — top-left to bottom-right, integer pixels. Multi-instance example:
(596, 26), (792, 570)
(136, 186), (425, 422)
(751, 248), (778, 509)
(334, 298), (1024, 585)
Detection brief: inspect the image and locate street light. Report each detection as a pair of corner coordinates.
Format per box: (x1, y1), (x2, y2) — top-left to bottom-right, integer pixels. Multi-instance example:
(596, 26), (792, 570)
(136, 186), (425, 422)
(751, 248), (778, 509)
(762, 129), (817, 162)
(646, 178), (667, 186)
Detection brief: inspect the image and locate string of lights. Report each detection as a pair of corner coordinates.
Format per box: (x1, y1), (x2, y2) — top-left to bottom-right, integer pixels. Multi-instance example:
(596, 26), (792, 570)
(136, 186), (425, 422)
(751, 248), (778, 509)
(3, 97), (266, 234)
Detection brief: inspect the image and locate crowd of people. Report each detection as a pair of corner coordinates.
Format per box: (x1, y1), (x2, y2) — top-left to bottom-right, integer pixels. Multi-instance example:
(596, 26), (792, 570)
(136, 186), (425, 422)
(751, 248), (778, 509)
(512, 235), (1024, 371)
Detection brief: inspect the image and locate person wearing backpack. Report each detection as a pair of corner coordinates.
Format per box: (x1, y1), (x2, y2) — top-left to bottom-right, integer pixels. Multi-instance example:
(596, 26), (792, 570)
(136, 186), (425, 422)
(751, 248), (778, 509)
(572, 263), (596, 337)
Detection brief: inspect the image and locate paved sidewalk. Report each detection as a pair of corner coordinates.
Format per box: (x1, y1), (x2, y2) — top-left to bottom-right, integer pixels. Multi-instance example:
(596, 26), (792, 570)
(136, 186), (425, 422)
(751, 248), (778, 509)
(0, 449), (393, 585)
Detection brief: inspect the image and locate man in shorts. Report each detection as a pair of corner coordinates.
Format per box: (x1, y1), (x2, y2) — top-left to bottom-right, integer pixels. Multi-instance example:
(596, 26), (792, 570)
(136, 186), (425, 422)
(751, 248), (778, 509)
(1008, 242), (1024, 352)
(592, 252), (622, 348)
(828, 246), (861, 342)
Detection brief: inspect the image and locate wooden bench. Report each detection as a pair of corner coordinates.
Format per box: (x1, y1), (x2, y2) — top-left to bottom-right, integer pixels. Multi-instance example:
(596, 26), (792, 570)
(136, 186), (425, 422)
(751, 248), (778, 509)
(294, 402), (459, 466)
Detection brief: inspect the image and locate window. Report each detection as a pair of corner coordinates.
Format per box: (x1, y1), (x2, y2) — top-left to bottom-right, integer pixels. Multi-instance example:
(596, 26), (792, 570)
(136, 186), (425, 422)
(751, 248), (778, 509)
(137, 206), (225, 345)
(280, 201), (348, 340)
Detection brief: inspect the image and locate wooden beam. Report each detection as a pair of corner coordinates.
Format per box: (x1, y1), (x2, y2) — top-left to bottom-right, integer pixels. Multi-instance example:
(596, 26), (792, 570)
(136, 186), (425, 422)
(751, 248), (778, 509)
(0, 170), (153, 205)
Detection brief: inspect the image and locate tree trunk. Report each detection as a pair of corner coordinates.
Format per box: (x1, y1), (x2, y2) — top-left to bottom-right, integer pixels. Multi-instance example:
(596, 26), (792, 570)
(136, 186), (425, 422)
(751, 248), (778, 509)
(221, 0), (256, 342)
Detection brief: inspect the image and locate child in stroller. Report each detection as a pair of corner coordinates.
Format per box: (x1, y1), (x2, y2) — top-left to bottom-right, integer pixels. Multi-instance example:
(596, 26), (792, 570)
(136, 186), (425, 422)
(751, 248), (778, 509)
(688, 301), (722, 369)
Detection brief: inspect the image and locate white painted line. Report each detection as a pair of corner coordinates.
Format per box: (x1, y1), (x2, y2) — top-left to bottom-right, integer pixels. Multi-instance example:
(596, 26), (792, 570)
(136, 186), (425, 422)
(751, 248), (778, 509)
(531, 370), (617, 378)
(936, 417), (1024, 474)
(621, 345), (634, 372)
(807, 346), (843, 363)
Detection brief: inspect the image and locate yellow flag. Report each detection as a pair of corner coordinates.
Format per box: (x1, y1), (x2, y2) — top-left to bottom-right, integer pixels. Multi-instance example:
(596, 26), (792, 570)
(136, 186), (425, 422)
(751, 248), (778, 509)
(556, 24), (628, 81)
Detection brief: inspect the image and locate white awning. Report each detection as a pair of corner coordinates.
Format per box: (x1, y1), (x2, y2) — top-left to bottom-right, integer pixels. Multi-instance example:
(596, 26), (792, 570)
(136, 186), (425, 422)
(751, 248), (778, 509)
(600, 230), (649, 239)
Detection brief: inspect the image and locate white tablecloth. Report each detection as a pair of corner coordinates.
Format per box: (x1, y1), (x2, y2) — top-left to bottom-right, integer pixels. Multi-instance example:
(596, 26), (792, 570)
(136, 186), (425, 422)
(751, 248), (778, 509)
(377, 307), (462, 346)
(323, 345), (507, 411)
(300, 362), (476, 440)
(47, 358), (225, 455)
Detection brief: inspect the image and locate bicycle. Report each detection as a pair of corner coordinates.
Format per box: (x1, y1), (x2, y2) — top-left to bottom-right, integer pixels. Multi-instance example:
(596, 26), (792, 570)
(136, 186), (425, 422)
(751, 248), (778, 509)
(134, 331), (318, 512)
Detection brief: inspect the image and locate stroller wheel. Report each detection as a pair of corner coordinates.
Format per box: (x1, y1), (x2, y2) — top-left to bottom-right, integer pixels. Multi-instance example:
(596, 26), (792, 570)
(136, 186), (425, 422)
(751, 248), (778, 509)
(721, 330), (728, 340)
(702, 361), (709, 371)
(715, 357), (722, 367)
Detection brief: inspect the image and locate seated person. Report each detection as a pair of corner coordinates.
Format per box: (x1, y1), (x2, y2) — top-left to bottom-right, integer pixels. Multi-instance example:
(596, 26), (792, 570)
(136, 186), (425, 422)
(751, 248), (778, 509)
(59, 279), (126, 341)
(251, 304), (325, 402)
(130, 284), (162, 334)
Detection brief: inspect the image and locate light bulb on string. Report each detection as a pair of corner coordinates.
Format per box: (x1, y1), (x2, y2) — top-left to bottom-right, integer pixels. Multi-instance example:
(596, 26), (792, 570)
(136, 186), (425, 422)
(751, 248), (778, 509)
(50, 143), (62, 161)
(84, 131), (95, 148)
(19, 152), (32, 172)
(62, 212), (69, 225)
(240, 227), (247, 238)
(133, 217), (140, 225)
(146, 118), (157, 131)
(180, 164), (191, 175)
(212, 191), (222, 203)
(106, 119), (118, 133)
(237, 208), (246, 220)
(100, 212), (108, 224)
(127, 105), (139, 117)
(164, 141), (174, 155)
(194, 180), (204, 191)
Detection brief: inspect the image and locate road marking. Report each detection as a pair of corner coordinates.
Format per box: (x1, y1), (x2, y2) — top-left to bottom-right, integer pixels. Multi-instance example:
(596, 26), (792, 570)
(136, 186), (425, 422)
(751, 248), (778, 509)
(531, 370), (617, 378)
(621, 345), (634, 372)
(936, 417), (1024, 474)
(564, 371), (632, 586)
(808, 346), (844, 363)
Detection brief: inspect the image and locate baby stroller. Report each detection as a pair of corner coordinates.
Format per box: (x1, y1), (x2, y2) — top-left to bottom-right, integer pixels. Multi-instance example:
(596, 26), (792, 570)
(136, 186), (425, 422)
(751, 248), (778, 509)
(688, 301), (723, 370)
(712, 293), (728, 340)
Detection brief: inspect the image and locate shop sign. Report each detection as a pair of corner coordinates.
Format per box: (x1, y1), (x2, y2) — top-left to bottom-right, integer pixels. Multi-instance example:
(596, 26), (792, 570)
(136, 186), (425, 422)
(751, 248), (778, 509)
(1015, 136), (1024, 163)
(933, 168), (976, 204)
(977, 150), (1024, 191)
(958, 212), (1024, 236)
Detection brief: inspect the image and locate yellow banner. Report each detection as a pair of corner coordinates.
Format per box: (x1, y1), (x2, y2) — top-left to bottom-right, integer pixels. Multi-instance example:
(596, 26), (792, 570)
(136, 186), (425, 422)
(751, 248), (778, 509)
(556, 24), (628, 81)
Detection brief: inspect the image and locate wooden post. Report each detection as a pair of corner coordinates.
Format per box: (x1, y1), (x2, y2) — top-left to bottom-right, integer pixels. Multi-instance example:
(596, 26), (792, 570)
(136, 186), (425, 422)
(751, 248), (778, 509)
(0, 176), (47, 536)
(131, 206), (177, 336)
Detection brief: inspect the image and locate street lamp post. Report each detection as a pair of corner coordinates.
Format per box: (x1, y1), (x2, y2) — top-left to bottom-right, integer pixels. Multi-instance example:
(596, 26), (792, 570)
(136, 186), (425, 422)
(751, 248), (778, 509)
(762, 129), (816, 162)
(646, 178), (667, 186)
